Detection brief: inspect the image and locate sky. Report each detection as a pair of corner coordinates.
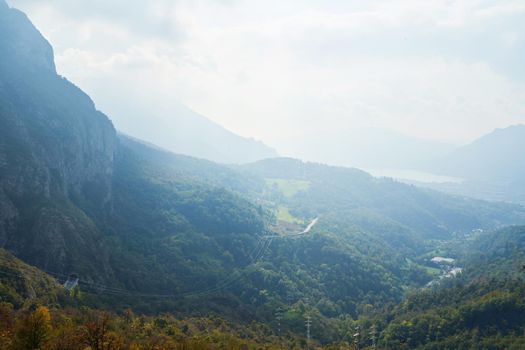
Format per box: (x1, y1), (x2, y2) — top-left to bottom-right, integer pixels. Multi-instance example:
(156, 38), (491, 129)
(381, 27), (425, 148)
(7, 0), (525, 155)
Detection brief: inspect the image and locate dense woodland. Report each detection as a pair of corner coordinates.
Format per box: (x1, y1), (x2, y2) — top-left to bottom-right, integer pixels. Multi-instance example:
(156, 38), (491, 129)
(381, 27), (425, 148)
(351, 226), (525, 349)
(2, 227), (525, 349)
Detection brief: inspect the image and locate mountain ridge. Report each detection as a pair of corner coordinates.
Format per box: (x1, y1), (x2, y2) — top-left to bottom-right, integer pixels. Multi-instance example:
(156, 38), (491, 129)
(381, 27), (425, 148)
(431, 124), (525, 182)
(0, 0), (117, 280)
(87, 77), (278, 165)
(0, 0), (55, 72)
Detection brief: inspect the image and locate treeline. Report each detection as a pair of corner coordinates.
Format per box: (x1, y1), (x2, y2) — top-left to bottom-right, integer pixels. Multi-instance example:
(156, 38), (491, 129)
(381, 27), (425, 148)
(0, 303), (305, 350)
(373, 277), (525, 349)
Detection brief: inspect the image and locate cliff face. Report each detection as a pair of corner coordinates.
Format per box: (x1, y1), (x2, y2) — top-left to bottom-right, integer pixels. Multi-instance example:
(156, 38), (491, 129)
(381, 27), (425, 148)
(0, 2), (116, 202)
(0, 1), (268, 293)
(0, 2), (115, 275)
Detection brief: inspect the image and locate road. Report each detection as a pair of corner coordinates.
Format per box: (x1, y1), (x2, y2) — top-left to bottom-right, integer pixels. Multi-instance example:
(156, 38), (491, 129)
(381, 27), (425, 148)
(298, 217), (319, 235)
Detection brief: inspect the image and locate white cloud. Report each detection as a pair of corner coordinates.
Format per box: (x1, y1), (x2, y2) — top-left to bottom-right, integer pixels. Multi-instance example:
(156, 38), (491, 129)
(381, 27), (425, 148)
(7, 0), (525, 155)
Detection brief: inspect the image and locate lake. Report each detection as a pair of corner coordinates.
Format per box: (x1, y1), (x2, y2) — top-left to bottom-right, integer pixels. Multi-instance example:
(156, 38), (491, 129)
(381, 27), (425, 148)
(365, 168), (464, 184)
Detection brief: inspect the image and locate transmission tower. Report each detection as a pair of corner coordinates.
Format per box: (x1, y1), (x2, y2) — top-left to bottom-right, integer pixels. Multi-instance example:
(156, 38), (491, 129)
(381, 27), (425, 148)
(353, 325), (360, 350)
(369, 324), (377, 350)
(305, 315), (312, 350)
(275, 307), (283, 350)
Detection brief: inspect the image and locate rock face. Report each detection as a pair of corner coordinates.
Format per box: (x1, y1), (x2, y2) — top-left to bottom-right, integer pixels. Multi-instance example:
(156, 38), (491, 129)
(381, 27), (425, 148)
(0, 1), (115, 276)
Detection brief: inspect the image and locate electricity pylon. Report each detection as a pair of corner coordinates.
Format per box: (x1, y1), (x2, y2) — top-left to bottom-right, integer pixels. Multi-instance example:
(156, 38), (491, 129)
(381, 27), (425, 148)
(305, 315), (312, 350)
(369, 324), (377, 350)
(275, 307), (283, 350)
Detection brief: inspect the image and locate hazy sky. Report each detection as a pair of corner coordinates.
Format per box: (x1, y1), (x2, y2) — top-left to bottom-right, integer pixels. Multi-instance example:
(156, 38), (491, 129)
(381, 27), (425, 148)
(8, 0), (525, 150)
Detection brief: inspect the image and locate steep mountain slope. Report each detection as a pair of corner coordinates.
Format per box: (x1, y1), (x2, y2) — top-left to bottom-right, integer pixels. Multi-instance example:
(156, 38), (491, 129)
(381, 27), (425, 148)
(0, 1), (273, 312)
(0, 1), (115, 278)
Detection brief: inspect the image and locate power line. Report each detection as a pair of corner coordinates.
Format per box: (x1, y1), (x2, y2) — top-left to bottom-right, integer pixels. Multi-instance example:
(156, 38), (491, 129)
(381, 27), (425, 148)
(0, 213), (319, 300)
(180, 235), (274, 299)
(0, 231), (276, 300)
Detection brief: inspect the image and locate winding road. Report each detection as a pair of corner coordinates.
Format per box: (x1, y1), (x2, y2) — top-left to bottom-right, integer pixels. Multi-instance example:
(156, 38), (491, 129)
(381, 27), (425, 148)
(298, 217), (319, 235)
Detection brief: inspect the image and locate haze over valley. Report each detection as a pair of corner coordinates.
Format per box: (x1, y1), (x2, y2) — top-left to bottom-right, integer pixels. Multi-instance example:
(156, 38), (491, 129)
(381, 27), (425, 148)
(1, 1), (525, 349)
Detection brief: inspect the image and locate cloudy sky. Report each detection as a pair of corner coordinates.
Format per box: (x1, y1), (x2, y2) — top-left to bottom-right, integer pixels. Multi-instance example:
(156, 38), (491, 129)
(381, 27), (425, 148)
(7, 0), (525, 153)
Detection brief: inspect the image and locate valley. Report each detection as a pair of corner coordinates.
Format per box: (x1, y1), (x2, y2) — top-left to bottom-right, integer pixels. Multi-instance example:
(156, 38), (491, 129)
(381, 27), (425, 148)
(1, 1), (525, 349)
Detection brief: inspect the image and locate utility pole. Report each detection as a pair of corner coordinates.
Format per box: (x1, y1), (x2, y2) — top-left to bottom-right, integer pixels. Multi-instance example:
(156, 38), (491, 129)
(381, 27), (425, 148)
(305, 315), (312, 350)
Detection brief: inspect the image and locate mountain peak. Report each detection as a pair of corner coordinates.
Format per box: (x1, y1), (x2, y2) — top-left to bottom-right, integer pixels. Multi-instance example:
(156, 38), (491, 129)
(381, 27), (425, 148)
(472, 124), (525, 146)
(492, 123), (525, 135)
(0, 2), (56, 72)
(433, 123), (525, 182)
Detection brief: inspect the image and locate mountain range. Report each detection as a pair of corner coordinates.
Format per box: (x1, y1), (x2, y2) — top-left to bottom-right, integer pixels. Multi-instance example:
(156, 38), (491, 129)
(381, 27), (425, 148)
(404, 124), (525, 205)
(280, 127), (455, 170)
(109, 99), (278, 165)
(2, 1), (525, 348)
(429, 124), (525, 182)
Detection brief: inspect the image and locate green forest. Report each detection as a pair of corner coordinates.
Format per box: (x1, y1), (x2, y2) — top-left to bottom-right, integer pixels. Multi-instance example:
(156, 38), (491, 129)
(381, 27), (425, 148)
(2, 1), (525, 349)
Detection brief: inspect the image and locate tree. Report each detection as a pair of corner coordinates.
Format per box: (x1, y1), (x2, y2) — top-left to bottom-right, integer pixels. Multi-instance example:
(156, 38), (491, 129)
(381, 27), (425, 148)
(81, 312), (122, 350)
(0, 303), (15, 350)
(12, 306), (52, 350)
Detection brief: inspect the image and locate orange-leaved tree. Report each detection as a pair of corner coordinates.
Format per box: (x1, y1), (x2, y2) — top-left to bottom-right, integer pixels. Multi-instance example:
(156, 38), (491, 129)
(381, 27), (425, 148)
(12, 306), (52, 350)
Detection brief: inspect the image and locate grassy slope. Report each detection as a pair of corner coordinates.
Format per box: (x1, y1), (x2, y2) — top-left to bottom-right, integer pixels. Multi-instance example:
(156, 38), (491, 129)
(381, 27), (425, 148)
(0, 248), (63, 307)
(265, 178), (311, 198)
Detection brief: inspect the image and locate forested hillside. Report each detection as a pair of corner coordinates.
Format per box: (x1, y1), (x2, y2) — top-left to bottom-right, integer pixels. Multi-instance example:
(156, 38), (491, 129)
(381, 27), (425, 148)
(2, 1), (525, 348)
(353, 226), (525, 349)
(241, 158), (525, 241)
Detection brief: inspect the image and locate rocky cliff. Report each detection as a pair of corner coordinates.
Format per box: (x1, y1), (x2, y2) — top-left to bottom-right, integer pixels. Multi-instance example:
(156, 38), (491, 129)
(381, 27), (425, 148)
(0, 1), (115, 276)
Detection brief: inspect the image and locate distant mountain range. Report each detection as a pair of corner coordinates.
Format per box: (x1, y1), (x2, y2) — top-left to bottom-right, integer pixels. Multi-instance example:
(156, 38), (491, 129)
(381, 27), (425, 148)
(280, 127), (455, 170)
(109, 99), (278, 164)
(429, 124), (525, 183)
(406, 125), (525, 204)
(301, 125), (525, 205)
